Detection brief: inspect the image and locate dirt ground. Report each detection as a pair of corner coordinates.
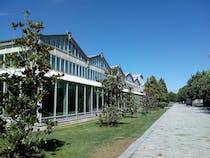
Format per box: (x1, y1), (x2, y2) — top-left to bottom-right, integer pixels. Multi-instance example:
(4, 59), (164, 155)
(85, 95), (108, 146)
(92, 139), (133, 158)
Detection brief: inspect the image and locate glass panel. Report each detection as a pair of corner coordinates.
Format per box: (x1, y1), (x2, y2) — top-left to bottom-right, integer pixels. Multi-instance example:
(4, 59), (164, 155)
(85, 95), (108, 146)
(83, 67), (85, 78)
(56, 39), (59, 48)
(68, 43), (72, 54)
(57, 82), (66, 116)
(56, 57), (60, 71)
(65, 60), (69, 74)
(68, 82), (76, 114)
(72, 63), (75, 75)
(79, 66), (82, 77)
(76, 64), (78, 76)
(61, 59), (64, 72)
(65, 40), (68, 52)
(90, 70), (92, 80)
(42, 84), (54, 117)
(87, 69), (90, 79)
(0, 81), (3, 109)
(84, 68), (87, 78)
(93, 87), (97, 111)
(69, 62), (72, 74)
(86, 86), (91, 112)
(5, 54), (11, 67)
(0, 55), (3, 68)
(78, 84), (84, 113)
(52, 55), (56, 70)
(60, 40), (63, 50)
(99, 93), (102, 110)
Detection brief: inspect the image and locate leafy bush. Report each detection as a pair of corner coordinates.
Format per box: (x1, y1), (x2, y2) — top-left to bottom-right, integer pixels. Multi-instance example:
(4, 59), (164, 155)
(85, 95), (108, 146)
(99, 105), (121, 126)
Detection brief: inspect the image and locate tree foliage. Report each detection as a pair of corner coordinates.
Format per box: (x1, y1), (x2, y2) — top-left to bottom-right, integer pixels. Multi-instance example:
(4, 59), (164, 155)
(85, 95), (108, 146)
(168, 91), (177, 102)
(158, 78), (168, 107)
(99, 67), (124, 125)
(177, 85), (188, 102)
(0, 11), (56, 157)
(177, 70), (210, 106)
(141, 76), (168, 113)
(123, 87), (137, 117)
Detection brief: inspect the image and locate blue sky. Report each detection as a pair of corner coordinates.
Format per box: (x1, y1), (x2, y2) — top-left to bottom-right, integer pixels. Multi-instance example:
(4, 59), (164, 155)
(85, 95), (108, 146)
(1, 0), (210, 92)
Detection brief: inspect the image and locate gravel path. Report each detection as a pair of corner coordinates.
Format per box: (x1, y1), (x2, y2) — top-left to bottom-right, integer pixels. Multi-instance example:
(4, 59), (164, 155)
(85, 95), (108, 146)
(119, 103), (210, 158)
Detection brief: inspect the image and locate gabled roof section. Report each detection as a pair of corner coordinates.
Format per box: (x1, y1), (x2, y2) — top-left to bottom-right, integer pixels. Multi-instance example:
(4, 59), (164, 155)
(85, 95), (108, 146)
(125, 72), (134, 83)
(134, 79), (141, 86)
(133, 74), (145, 85)
(39, 33), (88, 60)
(89, 52), (111, 71)
(133, 74), (144, 80)
(111, 65), (125, 77)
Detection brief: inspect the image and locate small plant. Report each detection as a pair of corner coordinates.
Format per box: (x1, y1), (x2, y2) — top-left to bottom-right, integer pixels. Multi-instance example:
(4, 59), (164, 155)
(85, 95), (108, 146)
(123, 88), (137, 117)
(99, 105), (121, 126)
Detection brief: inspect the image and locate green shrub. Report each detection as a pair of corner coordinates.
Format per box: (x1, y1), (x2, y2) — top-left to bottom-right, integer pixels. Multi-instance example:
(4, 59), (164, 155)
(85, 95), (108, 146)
(99, 105), (121, 126)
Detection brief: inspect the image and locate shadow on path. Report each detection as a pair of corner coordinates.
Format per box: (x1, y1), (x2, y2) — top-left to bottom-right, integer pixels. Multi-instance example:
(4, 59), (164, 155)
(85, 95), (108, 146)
(193, 106), (210, 114)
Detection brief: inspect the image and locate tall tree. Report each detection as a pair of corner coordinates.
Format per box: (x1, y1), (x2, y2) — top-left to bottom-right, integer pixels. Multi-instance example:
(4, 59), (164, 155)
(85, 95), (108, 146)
(143, 76), (159, 110)
(142, 76), (169, 112)
(177, 85), (188, 102)
(99, 67), (124, 125)
(158, 78), (168, 107)
(0, 11), (56, 157)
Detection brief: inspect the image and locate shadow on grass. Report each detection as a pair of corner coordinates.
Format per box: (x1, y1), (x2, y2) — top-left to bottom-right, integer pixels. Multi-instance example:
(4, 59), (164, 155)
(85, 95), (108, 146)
(41, 139), (65, 152)
(122, 115), (138, 118)
(96, 121), (129, 127)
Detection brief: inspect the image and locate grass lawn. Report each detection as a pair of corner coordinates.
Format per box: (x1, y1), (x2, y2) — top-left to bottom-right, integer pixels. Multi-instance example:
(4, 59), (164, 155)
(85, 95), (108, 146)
(43, 108), (166, 158)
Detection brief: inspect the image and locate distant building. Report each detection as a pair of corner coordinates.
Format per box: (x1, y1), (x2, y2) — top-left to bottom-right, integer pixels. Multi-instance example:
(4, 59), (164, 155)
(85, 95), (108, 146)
(0, 33), (144, 123)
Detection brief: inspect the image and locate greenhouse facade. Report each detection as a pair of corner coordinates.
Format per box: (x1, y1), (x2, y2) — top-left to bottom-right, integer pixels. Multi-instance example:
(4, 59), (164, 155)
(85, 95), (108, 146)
(0, 33), (144, 123)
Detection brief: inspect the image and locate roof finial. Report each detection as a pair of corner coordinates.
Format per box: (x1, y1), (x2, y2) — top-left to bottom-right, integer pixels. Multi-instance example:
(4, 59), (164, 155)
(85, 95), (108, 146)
(66, 32), (72, 40)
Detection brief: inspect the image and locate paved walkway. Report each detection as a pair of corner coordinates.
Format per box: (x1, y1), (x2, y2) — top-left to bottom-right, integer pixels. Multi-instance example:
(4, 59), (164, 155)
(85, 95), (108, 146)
(119, 103), (210, 158)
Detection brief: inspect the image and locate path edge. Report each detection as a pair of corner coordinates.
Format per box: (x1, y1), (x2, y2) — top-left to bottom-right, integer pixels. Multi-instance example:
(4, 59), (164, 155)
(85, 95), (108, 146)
(118, 105), (174, 158)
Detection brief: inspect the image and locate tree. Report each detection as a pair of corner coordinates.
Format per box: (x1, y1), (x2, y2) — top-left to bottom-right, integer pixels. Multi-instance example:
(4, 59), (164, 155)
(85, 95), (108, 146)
(142, 76), (169, 113)
(177, 70), (210, 106)
(158, 78), (168, 107)
(177, 85), (188, 102)
(123, 87), (136, 117)
(0, 11), (56, 157)
(99, 67), (124, 125)
(168, 92), (177, 102)
(143, 76), (159, 111)
(199, 70), (210, 106)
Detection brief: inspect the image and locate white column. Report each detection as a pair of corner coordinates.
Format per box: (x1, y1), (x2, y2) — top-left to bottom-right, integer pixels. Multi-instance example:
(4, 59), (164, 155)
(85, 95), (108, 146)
(96, 89), (99, 113)
(53, 82), (57, 120)
(90, 87), (93, 114)
(75, 84), (78, 118)
(84, 85), (86, 114)
(102, 89), (104, 108)
(2, 81), (6, 116)
(65, 83), (69, 119)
